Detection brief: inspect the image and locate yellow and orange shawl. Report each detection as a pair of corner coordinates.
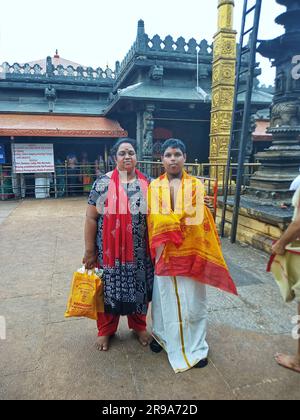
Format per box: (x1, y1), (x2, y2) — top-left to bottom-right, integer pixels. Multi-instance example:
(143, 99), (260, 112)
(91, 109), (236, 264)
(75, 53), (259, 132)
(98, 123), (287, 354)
(147, 171), (237, 295)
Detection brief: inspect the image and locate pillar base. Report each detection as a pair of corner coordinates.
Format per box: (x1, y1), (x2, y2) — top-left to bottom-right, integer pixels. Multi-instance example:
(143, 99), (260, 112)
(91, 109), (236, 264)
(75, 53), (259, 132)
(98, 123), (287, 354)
(217, 195), (293, 253)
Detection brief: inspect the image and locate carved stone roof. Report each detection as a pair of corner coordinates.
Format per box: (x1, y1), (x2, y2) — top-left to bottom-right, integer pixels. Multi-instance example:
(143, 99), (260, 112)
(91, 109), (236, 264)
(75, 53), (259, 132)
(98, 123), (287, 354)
(0, 57), (116, 84)
(104, 81), (272, 115)
(115, 20), (213, 85)
(115, 82), (210, 101)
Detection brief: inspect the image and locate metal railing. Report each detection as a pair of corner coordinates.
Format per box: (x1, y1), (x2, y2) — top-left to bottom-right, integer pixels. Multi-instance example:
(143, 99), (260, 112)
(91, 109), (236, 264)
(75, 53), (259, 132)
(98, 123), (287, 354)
(0, 165), (15, 200)
(0, 163), (104, 200)
(0, 161), (261, 202)
(199, 162), (261, 196)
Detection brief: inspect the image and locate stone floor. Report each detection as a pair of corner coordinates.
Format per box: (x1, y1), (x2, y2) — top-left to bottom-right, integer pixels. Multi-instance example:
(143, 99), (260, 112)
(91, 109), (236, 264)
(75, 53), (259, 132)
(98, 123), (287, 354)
(0, 198), (299, 400)
(0, 201), (19, 225)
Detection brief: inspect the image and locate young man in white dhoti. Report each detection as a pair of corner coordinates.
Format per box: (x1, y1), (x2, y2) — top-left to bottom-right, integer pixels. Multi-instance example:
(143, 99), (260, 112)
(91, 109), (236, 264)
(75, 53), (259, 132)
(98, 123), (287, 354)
(270, 186), (300, 374)
(147, 139), (237, 373)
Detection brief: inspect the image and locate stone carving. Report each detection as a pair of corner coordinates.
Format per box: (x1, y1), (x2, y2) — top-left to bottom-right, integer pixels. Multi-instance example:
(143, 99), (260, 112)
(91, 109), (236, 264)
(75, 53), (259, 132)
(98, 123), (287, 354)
(212, 62), (235, 86)
(275, 71), (286, 94)
(199, 39), (210, 55)
(244, 115), (256, 162)
(45, 85), (57, 113)
(151, 35), (162, 51)
(210, 137), (218, 158)
(271, 102), (300, 127)
(149, 65), (164, 81)
(117, 21), (212, 77)
(13, 63), (21, 74)
(86, 67), (94, 78)
(143, 106), (155, 159)
(219, 136), (230, 154)
(211, 111), (232, 135)
(46, 56), (54, 75)
(214, 33), (236, 58)
(153, 141), (163, 156)
(212, 91), (220, 109)
(24, 63), (31, 74)
(105, 66), (113, 79)
(187, 38), (198, 54)
(56, 65), (65, 76)
(176, 37), (186, 53)
(66, 66), (75, 77)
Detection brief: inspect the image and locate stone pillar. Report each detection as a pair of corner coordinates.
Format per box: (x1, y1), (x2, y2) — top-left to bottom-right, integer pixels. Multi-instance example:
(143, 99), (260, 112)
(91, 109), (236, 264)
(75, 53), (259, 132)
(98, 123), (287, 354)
(142, 105), (155, 161)
(249, 0), (300, 200)
(136, 112), (144, 161)
(209, 0), (237, 180)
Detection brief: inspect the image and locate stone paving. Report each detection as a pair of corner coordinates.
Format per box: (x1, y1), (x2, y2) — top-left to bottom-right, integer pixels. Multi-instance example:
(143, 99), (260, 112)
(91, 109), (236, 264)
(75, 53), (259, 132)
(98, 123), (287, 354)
(0, 198), (299, 400)
(0, 201), (19, 226)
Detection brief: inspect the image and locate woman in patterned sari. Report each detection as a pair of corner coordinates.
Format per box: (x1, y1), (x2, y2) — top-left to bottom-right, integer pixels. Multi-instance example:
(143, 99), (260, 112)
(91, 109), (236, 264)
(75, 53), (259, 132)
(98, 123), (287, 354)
(83, 138), (154, 351)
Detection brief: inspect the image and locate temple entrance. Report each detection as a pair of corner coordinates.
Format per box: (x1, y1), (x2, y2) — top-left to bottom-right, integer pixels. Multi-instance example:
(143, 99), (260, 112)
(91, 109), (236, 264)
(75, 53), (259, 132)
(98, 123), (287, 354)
(152, 120), (210, 163)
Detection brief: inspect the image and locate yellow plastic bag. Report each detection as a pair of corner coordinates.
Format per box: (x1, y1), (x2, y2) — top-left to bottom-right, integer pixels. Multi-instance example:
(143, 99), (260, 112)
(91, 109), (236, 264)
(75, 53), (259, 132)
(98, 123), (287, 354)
(65, 267), (104, 320)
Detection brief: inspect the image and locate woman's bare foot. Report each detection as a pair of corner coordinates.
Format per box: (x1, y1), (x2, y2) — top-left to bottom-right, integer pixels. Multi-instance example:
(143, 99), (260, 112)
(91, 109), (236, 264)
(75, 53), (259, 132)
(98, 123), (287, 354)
(96, 336), (110, 352)
(275, 353), (300, 373)
(135, 330), (152, 347)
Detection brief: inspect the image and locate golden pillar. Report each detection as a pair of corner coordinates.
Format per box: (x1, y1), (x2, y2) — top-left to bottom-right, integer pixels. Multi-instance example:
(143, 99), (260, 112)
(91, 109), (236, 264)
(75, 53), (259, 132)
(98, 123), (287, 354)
(210, 0), (237, 180)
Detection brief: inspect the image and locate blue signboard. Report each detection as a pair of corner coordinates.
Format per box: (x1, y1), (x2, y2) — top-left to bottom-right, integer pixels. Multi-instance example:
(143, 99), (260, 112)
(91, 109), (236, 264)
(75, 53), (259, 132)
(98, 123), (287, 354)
(0, 144), (5, 164)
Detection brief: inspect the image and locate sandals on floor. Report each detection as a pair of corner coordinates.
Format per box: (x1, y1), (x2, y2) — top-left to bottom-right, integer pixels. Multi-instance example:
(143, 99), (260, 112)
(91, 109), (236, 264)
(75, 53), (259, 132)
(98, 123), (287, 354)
(150, 340), (163, 353)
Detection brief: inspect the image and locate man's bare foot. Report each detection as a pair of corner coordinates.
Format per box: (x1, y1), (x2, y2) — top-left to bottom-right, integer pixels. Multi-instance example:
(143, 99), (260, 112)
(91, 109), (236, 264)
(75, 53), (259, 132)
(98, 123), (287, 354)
(96, 336), (110, 352)
(275, 353), (300, 374)
(135, 330), (152, 347)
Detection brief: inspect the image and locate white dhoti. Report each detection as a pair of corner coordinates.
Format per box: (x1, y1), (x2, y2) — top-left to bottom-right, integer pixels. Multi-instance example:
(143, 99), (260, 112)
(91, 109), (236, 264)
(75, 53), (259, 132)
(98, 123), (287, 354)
(152, 274), (209, 373)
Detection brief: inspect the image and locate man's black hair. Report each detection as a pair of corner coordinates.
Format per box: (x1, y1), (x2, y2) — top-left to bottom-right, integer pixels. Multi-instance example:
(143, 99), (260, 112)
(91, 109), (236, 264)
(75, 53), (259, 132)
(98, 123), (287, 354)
(161, 138), (186, 155)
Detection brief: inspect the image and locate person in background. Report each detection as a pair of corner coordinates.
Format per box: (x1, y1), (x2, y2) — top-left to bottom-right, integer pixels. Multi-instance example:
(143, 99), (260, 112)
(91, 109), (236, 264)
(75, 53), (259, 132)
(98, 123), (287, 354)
(107, 154), (115, 172)
(81, 152), (93, 194)
(55, 159), (65, 198)
(290, 171), (300, 192)
(272, 185), (300, 374)
(94, 154), (106, 178)
(66, 153), (80, 195)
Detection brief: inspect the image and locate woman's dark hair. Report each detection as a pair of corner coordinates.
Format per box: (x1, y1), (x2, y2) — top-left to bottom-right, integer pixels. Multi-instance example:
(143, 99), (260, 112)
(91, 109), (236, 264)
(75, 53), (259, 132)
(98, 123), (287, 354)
(161, 138), (186, 155)
(111, 137), (137, 157)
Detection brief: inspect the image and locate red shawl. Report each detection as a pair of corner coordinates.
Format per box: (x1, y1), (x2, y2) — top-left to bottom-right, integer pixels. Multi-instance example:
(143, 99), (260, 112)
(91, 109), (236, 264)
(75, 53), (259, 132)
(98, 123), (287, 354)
(103, 168), (149, 267)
